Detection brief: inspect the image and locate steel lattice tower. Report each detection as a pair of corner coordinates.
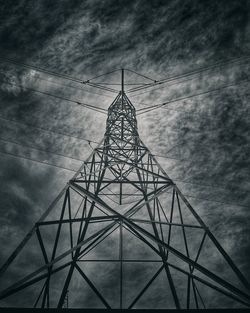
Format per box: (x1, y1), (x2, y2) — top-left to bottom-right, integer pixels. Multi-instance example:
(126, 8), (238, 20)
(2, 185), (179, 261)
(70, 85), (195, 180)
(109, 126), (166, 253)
(0, 70), (249, 309)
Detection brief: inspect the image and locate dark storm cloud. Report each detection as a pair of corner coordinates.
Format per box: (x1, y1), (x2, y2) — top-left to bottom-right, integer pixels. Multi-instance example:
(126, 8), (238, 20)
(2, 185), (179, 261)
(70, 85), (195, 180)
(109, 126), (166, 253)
(0, 0), (250, 309)
(0, 0), (86, 57)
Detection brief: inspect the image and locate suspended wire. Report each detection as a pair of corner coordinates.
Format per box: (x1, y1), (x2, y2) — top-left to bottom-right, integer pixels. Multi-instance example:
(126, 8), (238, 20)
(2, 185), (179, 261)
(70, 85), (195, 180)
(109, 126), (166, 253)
(133, 99), (226, 118)
(129, 72), (222, 98)
(1, 148), (248, 209)
(174, 179), (229, 192)
(0, 150), (77, 173)
(122, 158), (235, 192)
(149, 187), (250, 209)
(119, 156), (239, 192)
(0, 55), (119, 94)
(137, 77), (249, 113)
(0, 137), (87, 162)
(162, 106), (214, 118)
(83, 68), (121, 82)
(182, 193), (250, 209)
(1, 94), (108, 137)
(0, 57), (248, 209)
(1, 139), (248, 206)
(135, 104), (212, 118)
(127, 54), (250, 93)
(1, 53), (249, 99)
(129, 79), (184, 98)
(0, 149), (215, 192)
(150, 149), (249, 191)
(0, 57), (116, 98)
(123, 68), (157, 82)
(100, 137), (245, 193)
(0, 135), (179, 176)
(29, 75), (115, 99)
(0, 80), (108, 114)
(160, 96), (250, 118)
(0, 114), (100, 144)
(102, 136), (247, 193)
(12, 105), (99, 135)
(0, 55), (84, 83)
(0, 81), (220, 151)
(83, 81), (118, 93)
(136, 78), (250, 115)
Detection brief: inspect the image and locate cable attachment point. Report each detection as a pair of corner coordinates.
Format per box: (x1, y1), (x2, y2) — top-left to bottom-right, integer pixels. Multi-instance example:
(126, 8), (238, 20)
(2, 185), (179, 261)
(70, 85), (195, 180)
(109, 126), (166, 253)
(88, 140), (94, 150)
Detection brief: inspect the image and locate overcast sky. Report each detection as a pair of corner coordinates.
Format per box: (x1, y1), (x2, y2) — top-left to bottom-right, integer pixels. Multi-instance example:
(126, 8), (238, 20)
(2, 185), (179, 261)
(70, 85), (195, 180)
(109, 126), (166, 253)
(0, 0), (250, 309)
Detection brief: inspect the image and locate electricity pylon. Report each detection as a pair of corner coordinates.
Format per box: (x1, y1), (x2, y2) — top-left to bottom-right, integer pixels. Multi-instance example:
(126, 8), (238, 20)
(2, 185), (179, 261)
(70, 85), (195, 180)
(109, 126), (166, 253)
(0, 70), (249, 309)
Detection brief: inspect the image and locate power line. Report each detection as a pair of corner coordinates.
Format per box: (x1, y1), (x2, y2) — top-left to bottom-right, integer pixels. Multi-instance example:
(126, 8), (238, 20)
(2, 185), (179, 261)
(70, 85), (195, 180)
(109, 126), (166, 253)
(0, 116), (187, 163)
(0, 135), (179, 174)
(0, 80), (108, 115)
(0, 145), (229, 192)
(183, 193), (250, 209)
(14, 106), (101, 135)
(15, 129), (242, 193)
(2, 97), (107, 136)
(0, 114), (100, 144)
(128, 76), (195, 98)
(1, 149), (248, 209)
(0, 55), (119, 99)
(0, 137), (88, 162)
(0, 119), (247, 200)
(84, 81), (118, 93)
(1, 54), (249, 99)
(127, 54), (250, 93)
(2, 85), (240, 157)
(0, 55), (84, 83)
(0, 150), (77, 173)
(174, 179), (228, 192)
(0, 114), (194, 162)
(137, 77), (249, 113)
(152, 155), (249, 191)
(129, 73), (227, 98)
(123, 68), (157, 82)
(83, 68), (121, 82)
(0, 58), (116, 99)
(136, 78), (249, 115)
(135, 103), (212, 117)
(0, 141), (243, 194)
(0, 59), (248, 209)
(0, 55), (118, 95)
(137, 97), (250, 119)
(160, 189), (250, 209)
(1, 71), (247, 193)
(28, 75), (115, 99)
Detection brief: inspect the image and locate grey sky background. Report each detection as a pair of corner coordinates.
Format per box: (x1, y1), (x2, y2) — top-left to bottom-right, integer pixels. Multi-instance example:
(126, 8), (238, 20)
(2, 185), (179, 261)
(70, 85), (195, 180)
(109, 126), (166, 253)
(0, 0), (250, 308)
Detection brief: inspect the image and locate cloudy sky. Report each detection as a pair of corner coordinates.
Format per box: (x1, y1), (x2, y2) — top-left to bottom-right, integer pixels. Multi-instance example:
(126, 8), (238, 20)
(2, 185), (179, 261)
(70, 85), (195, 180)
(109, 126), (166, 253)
(0, 0), (250, 309)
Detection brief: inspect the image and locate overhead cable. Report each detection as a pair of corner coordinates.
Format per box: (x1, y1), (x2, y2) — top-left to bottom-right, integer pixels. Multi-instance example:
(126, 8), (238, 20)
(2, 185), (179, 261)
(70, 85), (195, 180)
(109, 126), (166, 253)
(136, 79), (250, 115)
(127, 54), (250, 93)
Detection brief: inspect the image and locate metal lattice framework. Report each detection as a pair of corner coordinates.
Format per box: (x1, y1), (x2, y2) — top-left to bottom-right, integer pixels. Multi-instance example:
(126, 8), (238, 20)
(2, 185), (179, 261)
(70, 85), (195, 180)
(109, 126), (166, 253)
(0, 70), (249, 309)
